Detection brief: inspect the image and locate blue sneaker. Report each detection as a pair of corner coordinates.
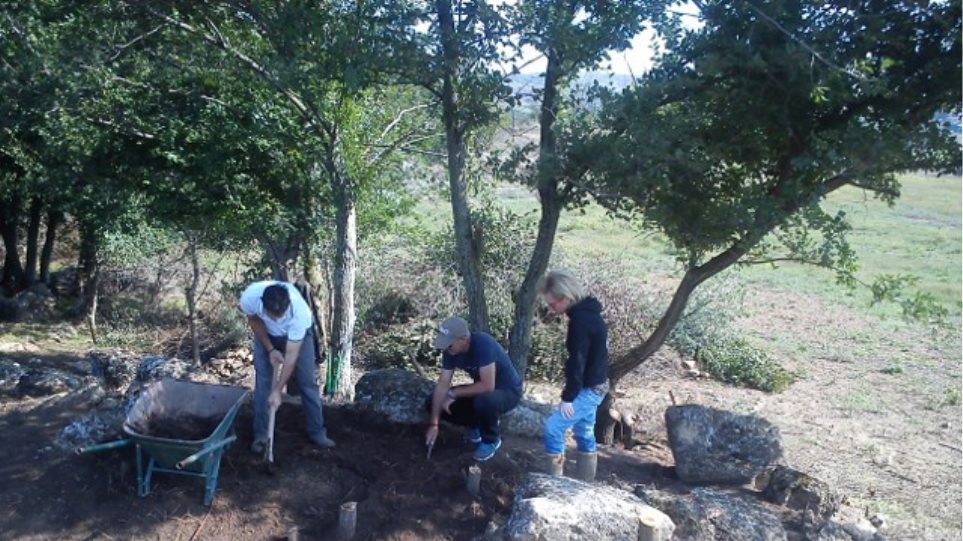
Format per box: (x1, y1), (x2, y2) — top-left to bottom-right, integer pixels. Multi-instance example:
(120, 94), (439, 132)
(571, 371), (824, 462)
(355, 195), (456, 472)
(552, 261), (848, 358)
(464, 427), (482, 445)
(473, 438), (501, 462)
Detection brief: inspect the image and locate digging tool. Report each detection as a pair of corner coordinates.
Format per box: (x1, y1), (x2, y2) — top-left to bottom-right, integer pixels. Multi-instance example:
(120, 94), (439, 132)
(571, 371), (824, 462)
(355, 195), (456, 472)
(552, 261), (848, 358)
(264, 358), (282, 472)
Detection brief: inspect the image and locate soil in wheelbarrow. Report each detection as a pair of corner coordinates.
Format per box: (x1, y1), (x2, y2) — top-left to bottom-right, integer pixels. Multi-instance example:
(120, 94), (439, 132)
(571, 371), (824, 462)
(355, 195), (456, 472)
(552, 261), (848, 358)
(0, 395), (678, 541)
(141, 413), (223, 441)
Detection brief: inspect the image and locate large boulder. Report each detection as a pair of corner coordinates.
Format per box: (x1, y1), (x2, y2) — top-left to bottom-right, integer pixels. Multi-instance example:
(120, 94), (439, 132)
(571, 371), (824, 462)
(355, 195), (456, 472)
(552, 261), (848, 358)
(11, 284), (54, 321)
(665, 404), (782, 485)
(354, 368), (553, 436)
(354, 368), (434, 423)
(495, 473), (674, 541)
(636, 486), (786, 541)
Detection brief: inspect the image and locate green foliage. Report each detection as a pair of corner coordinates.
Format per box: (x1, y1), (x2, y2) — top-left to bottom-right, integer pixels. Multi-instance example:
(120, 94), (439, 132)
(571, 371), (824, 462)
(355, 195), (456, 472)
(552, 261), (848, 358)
(362, 318), (439, 374)
(870, 274), (950, 324)
(586, 0), (960, 261)
(100, 222), (180, 269)
(361, 290), (417, 332)
(524, 318), (567, 382)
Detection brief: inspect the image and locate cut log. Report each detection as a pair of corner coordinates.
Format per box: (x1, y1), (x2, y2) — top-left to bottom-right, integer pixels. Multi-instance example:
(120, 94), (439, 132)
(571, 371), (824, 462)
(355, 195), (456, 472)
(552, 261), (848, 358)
(466, 465), (481, 497)
(637, 507), (675, 541)
(337, 501), (357, 540)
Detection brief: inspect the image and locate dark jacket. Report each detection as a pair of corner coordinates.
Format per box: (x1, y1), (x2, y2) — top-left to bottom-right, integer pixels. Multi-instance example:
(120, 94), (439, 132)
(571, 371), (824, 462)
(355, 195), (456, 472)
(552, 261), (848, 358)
(561, 296), (609, 402)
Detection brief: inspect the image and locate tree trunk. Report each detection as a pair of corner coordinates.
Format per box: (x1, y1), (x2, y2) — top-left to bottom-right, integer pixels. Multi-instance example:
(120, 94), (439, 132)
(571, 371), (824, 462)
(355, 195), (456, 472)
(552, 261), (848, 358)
(87, 283), (99, 345)
(75, 218), (99, 316)
(327, 148), (357, 401)
(508, 52), (564, 376)
(0, 195), (24, 293)
(596, 249), (754, 444)
(260, 235), (291, 281)
(596, 383), (619, 446)
(39, 210), (61, 285)
(437, 0), (489, 332)
(303, 245), (327, 365)
(22, 197), (42, 288)
(185, 234), (201, 366)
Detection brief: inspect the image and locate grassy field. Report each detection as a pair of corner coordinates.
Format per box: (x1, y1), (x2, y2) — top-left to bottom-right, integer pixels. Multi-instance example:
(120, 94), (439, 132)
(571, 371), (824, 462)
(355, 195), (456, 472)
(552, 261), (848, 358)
(490, 173), (962, 323)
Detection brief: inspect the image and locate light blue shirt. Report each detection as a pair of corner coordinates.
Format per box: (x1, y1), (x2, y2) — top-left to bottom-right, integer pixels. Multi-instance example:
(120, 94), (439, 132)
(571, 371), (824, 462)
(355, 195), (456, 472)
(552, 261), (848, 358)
(239, 281), (313, 341)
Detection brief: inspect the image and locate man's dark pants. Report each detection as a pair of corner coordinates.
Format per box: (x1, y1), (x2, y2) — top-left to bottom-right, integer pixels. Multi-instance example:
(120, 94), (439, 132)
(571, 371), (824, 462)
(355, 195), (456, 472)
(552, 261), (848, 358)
(424, 387), (521, 443)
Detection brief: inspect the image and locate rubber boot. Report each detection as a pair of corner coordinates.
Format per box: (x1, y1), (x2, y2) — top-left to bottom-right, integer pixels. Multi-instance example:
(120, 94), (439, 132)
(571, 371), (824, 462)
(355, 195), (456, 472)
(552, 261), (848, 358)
(544, 452), (564, 476)
(575, 450), (597, 482)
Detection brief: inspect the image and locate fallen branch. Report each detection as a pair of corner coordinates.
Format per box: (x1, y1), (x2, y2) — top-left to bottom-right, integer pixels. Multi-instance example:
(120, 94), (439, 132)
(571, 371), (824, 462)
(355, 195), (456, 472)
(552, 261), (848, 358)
(189, 501), (214, 541)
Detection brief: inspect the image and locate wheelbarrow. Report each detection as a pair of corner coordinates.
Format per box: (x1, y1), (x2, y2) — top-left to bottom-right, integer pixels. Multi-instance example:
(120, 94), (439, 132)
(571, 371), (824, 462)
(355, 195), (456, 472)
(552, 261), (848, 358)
(77, 378), (249, 506)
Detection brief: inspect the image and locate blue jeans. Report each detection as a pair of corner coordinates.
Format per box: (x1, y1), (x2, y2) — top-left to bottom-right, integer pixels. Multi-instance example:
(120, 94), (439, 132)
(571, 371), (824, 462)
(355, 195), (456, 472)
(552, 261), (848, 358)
(253, 331), (325, 441)
(543, 388), (606, 454)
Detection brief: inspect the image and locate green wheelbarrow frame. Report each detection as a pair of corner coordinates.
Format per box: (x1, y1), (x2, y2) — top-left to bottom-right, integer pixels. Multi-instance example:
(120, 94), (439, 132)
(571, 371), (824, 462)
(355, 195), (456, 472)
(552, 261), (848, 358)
(78, 378), (249, 506)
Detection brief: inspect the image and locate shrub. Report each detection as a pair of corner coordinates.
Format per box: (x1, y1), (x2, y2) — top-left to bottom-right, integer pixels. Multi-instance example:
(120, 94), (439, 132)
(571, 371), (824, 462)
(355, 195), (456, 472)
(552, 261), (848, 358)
(693, 335), (796, 392)
(360, 318), (439, 375)
(668, 277), (797, 393)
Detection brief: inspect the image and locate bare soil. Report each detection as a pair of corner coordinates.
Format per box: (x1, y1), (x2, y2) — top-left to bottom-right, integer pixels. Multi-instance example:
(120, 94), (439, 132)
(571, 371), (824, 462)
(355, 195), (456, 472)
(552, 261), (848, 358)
(0, 388), (676, 541)
(0, 287), (960, 540)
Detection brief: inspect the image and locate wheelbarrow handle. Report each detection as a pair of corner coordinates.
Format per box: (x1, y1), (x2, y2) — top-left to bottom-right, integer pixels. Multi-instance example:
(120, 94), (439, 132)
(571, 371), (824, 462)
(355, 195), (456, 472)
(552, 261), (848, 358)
(175, 435), (238, 470)
(75, 439), (133, 455)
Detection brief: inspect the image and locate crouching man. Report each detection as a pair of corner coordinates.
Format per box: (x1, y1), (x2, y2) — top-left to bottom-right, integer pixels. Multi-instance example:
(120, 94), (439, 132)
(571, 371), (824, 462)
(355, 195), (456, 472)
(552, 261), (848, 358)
(239, 280), (335, 452)
(424, 317), (522, 461)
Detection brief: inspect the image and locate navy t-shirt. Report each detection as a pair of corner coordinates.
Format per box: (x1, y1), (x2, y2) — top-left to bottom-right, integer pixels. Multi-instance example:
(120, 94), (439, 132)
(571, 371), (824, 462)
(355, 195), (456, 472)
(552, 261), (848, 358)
(442, 332), (522, 392)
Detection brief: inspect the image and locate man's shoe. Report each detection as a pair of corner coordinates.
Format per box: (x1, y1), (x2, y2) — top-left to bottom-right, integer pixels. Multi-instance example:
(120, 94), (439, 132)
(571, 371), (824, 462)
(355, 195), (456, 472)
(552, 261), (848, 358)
(250, 439), (267, 454)
(463, 427), (482, 445)
(309, 432), (336, 449)
(473, 438), (501, 462)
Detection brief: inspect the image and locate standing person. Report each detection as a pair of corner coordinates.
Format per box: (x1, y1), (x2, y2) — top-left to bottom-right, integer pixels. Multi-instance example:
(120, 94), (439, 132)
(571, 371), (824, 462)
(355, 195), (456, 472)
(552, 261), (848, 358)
(239, 280), (335, 452)
(537, 270), (609, 473)
(425, 316), (523, 462)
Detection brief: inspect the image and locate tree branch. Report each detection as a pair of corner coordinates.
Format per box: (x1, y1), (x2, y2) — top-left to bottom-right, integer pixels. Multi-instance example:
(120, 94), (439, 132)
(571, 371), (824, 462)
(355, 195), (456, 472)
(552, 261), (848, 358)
(109, 24), (167, 62)
(145, 7), (334, 146)
(379, 104), (429, 140)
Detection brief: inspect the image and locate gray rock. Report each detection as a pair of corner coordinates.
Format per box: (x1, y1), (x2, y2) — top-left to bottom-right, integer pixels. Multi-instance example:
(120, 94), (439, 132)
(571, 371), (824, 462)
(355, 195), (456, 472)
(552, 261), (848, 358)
(354, 368), (553, 437)
(665, 404), (782, 485)
(16, 369), (87, 397)
(136, 356), (193, 383)
(89, 350), (139, 392)
(503, 401), (554, 438)
(637, 486), (786, 541)
(354, 368), (434, 424)
(0, 359), (25, 395)
(56, 405), (127, 451)
(497, 473), (674, 541)
(13, 284), (53, 321)
(808, 519), (885, 541)
(762, 466), (839, 527)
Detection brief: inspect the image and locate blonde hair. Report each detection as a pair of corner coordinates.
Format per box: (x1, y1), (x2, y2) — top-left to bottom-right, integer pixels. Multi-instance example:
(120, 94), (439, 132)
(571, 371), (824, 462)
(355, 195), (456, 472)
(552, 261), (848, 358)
(537, 270), (587, 304)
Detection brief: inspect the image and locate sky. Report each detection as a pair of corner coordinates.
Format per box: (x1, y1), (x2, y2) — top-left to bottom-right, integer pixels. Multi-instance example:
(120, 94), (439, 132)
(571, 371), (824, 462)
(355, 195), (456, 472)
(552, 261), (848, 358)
(508, 3), (701, 76)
